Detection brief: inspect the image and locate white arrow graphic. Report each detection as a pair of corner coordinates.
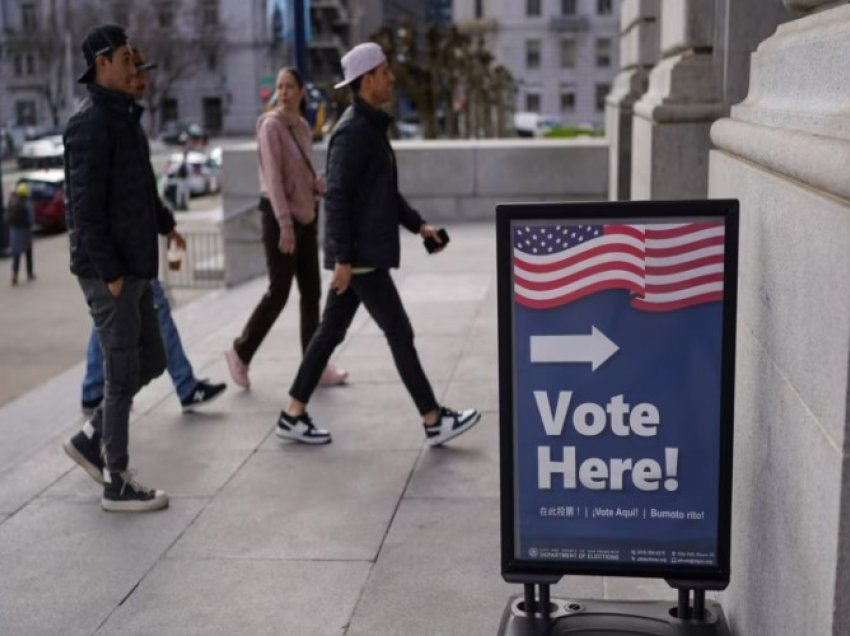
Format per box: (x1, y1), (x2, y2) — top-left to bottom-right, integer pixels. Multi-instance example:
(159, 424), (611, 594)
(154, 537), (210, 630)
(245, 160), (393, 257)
(530, 326), (619, 371)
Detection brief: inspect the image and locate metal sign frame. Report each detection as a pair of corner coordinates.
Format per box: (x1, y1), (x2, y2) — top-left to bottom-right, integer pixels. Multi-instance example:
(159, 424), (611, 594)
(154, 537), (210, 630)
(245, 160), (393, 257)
(497, 199), (738, 585)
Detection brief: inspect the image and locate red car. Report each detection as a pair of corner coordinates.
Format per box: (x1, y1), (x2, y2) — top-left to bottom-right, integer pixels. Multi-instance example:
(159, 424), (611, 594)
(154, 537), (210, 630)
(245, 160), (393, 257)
(12, 170), (66, 232)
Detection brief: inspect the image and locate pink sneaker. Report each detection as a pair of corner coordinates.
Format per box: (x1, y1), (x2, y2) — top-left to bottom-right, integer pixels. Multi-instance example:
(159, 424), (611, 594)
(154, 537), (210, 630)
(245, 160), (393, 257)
(318, 364), (348, 386)
(225, 347), (250, 388)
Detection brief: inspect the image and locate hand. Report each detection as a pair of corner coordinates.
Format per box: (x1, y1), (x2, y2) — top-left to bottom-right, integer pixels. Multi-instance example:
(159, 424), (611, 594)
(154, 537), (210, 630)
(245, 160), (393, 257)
(278, 225), (295, 254)
(314, 177), (326, 196)
(330, 262), (352, 295)
(107, 277), (124, 298)
(167, 229), (186, 251)
(419, 224), (445, 252)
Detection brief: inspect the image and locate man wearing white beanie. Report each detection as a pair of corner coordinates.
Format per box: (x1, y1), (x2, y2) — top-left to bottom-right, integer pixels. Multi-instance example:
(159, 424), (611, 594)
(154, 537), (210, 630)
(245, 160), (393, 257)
(275, 42), (481, 447)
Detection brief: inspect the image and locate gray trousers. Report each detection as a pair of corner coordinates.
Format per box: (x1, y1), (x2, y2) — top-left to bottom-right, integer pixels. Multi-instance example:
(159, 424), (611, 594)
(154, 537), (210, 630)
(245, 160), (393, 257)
(78, 276), (166, 471)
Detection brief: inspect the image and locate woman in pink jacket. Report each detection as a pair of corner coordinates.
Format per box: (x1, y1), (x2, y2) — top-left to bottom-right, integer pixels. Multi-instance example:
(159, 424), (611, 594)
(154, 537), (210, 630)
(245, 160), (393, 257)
(226, 67), (347, 388)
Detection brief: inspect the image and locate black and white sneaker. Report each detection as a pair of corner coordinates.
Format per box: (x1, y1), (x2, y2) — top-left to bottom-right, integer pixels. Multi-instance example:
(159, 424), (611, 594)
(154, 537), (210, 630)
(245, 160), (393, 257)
(424, 406), (481, 447)
(275, 411), (332, 445)
(62, 423), (105, 485)
(101, 470), (169, 512)
(181, 379), (227, 412)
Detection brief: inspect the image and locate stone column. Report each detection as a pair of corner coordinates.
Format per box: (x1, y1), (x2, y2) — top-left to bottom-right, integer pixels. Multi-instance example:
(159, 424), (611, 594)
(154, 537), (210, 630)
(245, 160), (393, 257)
(605, 0), (660, 201)
(709, 2), (850, 635)
(630, 1), (724, 200)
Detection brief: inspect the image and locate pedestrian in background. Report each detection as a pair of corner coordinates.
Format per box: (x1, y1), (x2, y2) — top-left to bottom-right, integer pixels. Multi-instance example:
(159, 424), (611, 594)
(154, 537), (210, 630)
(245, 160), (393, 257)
(7, 182), (35, 286)
(62, 24), (181, 512)
(276, 43), (480, 446)
(80, 49), (226, 415)
(225, 66), (348, 389)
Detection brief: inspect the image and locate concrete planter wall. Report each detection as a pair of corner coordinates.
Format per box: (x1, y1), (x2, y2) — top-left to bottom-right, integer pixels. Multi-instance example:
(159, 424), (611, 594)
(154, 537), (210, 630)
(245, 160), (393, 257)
(220, 138), (609, 286)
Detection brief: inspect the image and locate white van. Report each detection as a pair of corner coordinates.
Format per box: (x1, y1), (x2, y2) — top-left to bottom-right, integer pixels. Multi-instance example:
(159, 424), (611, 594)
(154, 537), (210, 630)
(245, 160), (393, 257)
(513, 112), (561, 138)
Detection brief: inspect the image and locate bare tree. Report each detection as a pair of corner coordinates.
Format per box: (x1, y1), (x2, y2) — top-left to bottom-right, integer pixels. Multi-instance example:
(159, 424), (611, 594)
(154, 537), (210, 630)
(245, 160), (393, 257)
(121, 2), (224, 134)
(26, 0), (96, 125)
(365, 22), (511, 140)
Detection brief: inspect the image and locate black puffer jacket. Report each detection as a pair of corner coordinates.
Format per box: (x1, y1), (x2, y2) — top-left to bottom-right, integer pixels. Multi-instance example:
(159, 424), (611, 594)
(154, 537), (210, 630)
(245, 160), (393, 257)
(323, 97), (424, 270)
(64, 84), (175, 282)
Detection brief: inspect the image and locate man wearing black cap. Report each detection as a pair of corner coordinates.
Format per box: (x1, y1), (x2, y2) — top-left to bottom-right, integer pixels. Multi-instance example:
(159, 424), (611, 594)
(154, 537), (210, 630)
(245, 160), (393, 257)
(62, 25), (181, 513)
(77, 48), (227, 418)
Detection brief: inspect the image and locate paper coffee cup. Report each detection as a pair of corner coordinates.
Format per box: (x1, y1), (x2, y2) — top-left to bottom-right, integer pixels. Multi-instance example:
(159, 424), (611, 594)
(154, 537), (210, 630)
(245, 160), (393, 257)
(167, 246), (184, 271)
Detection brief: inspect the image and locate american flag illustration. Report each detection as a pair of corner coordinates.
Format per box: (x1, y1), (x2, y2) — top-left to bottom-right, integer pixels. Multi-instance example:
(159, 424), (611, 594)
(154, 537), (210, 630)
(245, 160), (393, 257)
(513, 222), (725, 312)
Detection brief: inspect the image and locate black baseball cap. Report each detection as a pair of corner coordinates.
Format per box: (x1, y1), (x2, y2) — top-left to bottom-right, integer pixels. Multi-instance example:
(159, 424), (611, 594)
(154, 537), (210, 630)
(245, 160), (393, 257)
(78, 24), (129, 84)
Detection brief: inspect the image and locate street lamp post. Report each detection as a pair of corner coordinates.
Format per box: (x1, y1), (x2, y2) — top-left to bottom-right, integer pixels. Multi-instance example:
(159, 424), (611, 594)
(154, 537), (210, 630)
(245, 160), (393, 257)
(294, 0), (309, 81)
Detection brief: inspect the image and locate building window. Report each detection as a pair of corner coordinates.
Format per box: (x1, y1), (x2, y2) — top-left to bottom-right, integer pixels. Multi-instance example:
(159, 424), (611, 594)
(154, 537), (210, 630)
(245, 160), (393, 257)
(597, 0), (613, 15)
(157, 4), (175, 28)
(526, 93), (541, 113)
(595, 83), (610, 112)
(21, 2), (37, 31)
(13, 54), (22, 77)
(562, 0), (576, 15)
(203, 97), (223, 133)
(474, 0), (483, 18)
(206, 50), (217, 70)
(560, 91), (575, 113)
(25, 53), (35, 76)
(15, 100), (36, 126)
(525, 39), (541, 70)
(526, 0), (541, 17)
(596, 38), (611, 67)
(560, 39), (576, 68)
(162, 97), (179, 123)
(201, 0), (218, 27)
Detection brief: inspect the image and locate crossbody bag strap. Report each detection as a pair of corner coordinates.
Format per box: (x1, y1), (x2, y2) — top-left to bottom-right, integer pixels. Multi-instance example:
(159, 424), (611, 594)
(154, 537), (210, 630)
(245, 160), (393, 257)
(286, 122), (317, 180)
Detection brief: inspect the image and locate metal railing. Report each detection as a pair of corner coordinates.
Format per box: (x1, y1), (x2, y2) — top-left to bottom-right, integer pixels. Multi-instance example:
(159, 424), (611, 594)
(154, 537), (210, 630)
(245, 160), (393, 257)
(159, 226), (224, 289)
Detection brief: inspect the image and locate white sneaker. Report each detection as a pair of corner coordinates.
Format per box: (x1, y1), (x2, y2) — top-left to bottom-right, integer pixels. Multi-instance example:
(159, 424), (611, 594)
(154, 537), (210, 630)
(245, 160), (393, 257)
(424, 407), (481, 447)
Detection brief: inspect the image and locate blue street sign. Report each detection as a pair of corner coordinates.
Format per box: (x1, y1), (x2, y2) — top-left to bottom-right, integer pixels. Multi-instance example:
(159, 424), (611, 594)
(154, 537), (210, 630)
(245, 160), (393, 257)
(498, 200), (738, 585)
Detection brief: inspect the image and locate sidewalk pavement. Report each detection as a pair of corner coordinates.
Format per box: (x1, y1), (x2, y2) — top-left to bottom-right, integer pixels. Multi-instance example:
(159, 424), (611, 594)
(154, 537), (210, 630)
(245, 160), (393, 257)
(0, 223), (671, 635)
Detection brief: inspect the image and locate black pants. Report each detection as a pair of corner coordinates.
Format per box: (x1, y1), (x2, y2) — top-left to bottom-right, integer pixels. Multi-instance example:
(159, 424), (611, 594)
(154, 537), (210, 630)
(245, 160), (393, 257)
(79, 276), (166, 471)
(233, 199), (320, 364)
(289, 268), (439, 416)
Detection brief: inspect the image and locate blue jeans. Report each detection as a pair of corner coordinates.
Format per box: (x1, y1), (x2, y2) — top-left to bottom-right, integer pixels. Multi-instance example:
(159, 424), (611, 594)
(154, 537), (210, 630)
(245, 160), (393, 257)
(82, 279), (196, 404)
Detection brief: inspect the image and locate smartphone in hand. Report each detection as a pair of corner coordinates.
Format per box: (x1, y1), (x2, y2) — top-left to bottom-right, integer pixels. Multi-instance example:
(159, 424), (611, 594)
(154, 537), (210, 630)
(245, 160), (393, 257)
(424, 228), (450, 253)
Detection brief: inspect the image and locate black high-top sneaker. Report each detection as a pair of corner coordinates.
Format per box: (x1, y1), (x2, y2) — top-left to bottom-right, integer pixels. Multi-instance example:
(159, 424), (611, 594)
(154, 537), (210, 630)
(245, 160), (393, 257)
(62, 422), (105, 485)
(101, 470), (169, 512)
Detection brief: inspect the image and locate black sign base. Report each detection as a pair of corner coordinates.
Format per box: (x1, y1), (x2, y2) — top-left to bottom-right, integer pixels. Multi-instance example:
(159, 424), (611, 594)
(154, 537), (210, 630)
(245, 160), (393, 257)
(497, 595), (731, 636)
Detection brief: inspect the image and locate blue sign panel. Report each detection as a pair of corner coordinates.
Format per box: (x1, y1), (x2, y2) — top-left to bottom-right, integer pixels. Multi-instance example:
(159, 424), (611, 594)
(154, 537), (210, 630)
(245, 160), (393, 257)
(498, 201), (737, 584)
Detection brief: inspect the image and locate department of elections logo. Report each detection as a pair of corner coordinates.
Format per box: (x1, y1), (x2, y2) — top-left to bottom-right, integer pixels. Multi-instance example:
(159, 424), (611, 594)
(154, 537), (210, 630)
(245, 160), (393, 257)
(528, 547), (539, 558)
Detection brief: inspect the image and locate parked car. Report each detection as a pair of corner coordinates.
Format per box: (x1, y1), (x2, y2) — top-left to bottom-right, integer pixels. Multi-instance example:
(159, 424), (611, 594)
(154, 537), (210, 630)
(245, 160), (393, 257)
(161, 121), (210, 147)
(160, 149), (221, 207)
(513, 112), (561, 138)
(11, 169), (66, 232)
(17, 134), (64, 169)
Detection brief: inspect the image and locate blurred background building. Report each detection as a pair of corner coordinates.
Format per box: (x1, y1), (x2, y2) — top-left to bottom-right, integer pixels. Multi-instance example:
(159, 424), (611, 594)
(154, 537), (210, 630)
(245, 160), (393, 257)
(453, 0), (621, 130)
(0, 0), (619, 137)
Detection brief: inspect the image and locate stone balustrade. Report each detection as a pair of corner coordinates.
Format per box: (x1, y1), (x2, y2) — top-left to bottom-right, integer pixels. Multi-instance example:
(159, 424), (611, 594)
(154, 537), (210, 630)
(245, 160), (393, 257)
(219, 137), (609, 286)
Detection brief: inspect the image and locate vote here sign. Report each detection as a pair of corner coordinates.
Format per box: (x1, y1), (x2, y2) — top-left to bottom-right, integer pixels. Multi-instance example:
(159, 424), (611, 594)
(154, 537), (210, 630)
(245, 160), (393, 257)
(497, 200), (738, 584)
